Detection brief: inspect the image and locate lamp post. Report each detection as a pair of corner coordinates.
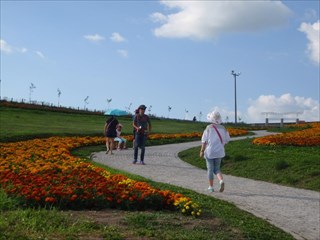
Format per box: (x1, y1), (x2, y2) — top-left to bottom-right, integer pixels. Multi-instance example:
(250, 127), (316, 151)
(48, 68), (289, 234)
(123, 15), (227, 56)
(231, 70), (241, 124)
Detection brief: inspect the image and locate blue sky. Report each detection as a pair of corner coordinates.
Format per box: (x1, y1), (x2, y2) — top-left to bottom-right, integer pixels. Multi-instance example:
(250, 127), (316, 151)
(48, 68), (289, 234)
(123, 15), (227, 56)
(1, 0), (319, 123)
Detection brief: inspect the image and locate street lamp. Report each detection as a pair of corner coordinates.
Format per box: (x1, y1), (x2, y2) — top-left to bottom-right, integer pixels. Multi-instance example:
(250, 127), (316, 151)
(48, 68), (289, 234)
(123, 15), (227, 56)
(231, 70), (241, 124)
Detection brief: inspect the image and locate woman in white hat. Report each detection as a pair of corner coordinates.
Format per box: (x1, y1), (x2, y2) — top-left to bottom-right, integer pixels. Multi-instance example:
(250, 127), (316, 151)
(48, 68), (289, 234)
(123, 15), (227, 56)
(200, 111), (230, 192)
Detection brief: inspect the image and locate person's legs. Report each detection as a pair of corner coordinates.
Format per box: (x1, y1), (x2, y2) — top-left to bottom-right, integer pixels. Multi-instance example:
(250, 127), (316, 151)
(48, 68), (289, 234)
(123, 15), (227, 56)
(213, 158), (223, 180)
(140, 135), (147, 163)
(132, 130), (135, 149)
(109, 138), (114, 154)
(213, 158), (224, 192)
(133, 133), (139, 163)
(205, 158), (214, 191)
(122, 138), (127, 149)
(105, 137), (109, 153)
(114, 138), (121, 149)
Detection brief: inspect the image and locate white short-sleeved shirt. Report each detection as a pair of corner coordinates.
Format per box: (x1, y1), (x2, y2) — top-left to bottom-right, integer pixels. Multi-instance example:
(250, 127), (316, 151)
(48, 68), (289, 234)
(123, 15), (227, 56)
(201, 124), (230, 159)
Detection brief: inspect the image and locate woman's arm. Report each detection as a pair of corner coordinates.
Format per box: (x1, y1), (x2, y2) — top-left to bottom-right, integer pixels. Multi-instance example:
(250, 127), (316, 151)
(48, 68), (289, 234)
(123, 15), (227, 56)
(199, 142), (207, 158)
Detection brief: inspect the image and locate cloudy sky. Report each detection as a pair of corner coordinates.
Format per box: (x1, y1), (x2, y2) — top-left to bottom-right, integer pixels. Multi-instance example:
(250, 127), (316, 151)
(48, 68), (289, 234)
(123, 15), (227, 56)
(1, 1), (319, 123)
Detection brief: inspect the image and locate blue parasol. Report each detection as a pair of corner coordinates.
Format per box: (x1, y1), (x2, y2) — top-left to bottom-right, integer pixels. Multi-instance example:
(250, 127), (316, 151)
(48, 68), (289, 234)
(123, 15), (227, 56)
(104, 109), (130, 116)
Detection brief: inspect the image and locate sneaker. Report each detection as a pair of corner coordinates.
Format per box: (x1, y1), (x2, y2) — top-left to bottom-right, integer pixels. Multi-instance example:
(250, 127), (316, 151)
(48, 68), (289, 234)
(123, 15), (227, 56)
(207, 186), (214, 192)
(132, 160), (137, 164)
(140, 161), (145, 165)
(219, 180), (225, 192)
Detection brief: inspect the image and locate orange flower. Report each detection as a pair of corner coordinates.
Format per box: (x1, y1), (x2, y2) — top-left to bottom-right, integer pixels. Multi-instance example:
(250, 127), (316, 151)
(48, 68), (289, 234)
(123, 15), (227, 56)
(0, 135), (203, 215)
(253, 123), (320, 146)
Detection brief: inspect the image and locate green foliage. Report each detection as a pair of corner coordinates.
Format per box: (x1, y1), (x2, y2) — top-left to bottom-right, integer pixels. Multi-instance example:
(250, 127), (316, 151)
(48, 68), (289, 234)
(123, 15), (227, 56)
(0, 189), (20, 211)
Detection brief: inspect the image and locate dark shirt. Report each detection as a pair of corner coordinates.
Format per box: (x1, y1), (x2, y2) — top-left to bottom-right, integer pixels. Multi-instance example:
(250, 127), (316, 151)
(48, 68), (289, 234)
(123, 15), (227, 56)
(105, 117), (119, 138)
(134, 114), (151, 135)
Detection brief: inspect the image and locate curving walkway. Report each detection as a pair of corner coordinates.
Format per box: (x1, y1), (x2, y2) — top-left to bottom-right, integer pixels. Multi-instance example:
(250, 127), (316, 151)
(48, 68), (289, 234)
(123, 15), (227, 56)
(92, 131), (320, 240)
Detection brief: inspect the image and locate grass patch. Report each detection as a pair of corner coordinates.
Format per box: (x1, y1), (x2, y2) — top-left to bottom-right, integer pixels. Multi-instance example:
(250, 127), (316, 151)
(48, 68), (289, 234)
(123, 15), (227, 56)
(0, 106), (208, 142)
(179, 138), (320, 191)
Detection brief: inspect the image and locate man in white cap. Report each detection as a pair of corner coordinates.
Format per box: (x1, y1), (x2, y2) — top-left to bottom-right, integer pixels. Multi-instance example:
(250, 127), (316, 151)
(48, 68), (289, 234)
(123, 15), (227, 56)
(200, 111), (230, 192)
(132, 104), (152, 164)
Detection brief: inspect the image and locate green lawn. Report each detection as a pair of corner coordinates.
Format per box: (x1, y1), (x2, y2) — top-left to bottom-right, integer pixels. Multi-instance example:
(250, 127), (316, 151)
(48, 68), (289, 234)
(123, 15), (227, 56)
(0, 106), (207, 142)
(179, 138), (320, 191)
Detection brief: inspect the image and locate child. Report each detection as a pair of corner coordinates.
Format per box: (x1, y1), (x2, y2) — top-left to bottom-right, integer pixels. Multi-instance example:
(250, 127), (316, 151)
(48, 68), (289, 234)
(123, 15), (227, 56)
(114, 124), (127, 150)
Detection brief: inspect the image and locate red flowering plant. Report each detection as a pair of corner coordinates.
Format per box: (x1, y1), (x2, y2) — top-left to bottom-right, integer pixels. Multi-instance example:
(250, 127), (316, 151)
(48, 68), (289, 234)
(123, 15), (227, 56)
(0, 136), (201, 216)
(1, 129), (247, 214)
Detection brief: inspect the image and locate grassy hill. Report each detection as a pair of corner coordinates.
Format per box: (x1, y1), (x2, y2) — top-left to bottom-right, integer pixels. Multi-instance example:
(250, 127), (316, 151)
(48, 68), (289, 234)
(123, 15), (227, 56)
(0, 105), (207, 142)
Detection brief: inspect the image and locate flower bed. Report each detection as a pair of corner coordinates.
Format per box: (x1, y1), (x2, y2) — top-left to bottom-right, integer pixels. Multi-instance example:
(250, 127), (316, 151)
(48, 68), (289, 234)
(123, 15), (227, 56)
(0, 136), (202, 216)
(226, 128), (248, 137)
(252, 123), (320, 146)
(0, 128), (247, 215)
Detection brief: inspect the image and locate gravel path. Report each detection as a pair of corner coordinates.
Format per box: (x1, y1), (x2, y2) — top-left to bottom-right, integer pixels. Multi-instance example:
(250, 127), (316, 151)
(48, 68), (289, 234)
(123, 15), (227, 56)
(92, 131), (320, 240)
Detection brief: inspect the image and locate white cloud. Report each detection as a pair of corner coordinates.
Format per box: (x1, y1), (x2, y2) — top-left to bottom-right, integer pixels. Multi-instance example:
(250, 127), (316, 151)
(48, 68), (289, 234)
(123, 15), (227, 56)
(0, 39), (13, 53)
(247, 93), (319, 123)
(35, 51), (45, 59)
(110, 32), (126, 42)
(84, 34), (105, 43)
(152, 1), (292, 40)
(1, 39), (27, 54)
(299, 21), (320, 65)
(117, 49), (128, 58)
(150, 12), (168, 23)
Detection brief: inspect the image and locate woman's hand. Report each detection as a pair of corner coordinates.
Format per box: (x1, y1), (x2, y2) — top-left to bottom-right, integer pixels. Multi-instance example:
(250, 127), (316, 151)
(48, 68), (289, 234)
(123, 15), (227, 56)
(199, 150), (204, 158)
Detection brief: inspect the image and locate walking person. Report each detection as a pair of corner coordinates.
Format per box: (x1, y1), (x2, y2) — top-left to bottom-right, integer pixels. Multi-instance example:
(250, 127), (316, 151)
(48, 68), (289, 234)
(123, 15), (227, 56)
(200, 111), (230, 192)
(133, 104), (151, 165)
(104, 115), (119, 155)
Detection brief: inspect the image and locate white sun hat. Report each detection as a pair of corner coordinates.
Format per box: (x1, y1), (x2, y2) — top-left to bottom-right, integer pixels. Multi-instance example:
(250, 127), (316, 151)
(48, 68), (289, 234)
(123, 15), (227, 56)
(207, 111), (222, 124)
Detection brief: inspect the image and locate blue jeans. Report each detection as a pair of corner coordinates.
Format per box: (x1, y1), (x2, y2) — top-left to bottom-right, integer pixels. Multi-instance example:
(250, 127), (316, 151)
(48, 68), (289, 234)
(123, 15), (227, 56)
(134, 133), (147, 161)
(205, 158), (222, 180)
